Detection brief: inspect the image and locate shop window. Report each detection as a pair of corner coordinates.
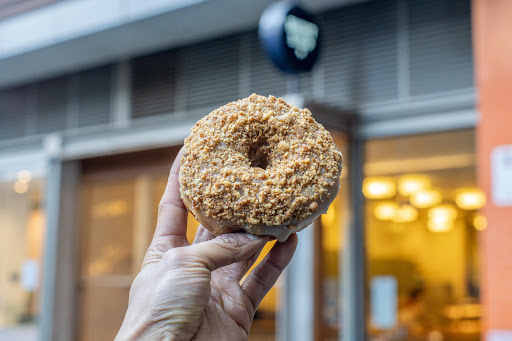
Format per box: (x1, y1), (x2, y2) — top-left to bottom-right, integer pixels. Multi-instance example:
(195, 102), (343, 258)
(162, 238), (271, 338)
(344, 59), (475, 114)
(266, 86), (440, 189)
(364, 130), (481, 341)
(0, 176), (45, 337)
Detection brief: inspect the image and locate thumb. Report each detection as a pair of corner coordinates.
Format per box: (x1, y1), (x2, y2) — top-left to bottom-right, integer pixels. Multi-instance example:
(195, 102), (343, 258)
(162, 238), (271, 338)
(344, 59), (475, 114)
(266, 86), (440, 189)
(186, 233), (269, 271)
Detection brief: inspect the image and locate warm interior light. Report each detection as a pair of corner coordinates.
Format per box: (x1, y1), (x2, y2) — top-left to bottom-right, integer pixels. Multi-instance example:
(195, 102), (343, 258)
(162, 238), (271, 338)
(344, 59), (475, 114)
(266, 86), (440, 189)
(427, 205), (457, 232)
(427, 218), (454, 232)
(322, 204), (337, 227)
(473, 214), (487, 231)
(398, 175), (430, 196)
(410, 190), (443, 209)
(93, 200), (128, 217)
(392, 204), (418, 223)
(428, 205), (458, 221)
(455, 189), (486, 210)
(363, 178), (396, 199)
(14, 180), (29, 194)
(374, 201), (398, 221)
(17, 170), (32, 183)
(322, 200), (341, 252)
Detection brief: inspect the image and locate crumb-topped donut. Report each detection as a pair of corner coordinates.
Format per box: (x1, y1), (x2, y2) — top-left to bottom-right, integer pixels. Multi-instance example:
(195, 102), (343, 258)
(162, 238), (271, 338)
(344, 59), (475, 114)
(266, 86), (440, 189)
(179, 94), (342, 241)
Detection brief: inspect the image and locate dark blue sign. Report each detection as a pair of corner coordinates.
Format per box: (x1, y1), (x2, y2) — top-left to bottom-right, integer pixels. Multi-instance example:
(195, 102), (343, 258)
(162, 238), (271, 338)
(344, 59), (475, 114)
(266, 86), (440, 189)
(258, 2), (320, 74)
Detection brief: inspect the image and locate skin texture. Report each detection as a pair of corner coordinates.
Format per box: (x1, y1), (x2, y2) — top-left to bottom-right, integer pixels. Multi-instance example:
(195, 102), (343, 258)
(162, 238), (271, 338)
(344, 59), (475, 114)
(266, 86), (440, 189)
(115, 150), (298, 341)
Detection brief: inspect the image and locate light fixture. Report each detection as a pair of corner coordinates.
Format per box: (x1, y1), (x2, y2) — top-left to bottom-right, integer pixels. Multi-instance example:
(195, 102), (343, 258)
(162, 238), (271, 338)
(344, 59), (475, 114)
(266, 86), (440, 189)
(14, 180), (29, 194)
(363, 177), (396, 199)
(398, 175), (430, 196)
(427, 218), (454, 232)
(392, 204), (418, 223)
(427, 204), (458, 233)
(17, 170), (32, 183)
(455, 189), (486, 210)
(374, 201), (398, 221)
(473, 213), (487, 231)
(410, 190), (443, 209)
(428, 205), (458, 221)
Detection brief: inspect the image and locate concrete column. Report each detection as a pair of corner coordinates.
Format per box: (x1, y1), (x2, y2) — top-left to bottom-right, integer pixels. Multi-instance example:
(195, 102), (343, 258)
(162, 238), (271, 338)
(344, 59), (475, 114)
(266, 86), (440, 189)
(341, 137), (366, 341)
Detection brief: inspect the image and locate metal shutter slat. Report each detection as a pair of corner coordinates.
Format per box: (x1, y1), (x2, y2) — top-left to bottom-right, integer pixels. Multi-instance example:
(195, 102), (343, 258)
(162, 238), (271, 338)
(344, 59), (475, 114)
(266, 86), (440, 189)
(132, 50), (176, 118)
(320, 0), (398, 108)
(408, 0), (473, 96)
(78, 65), (112, 127)
(181, 35), (240, 110)
(0, 86), (28, 139)
(35, 76), (68, 134)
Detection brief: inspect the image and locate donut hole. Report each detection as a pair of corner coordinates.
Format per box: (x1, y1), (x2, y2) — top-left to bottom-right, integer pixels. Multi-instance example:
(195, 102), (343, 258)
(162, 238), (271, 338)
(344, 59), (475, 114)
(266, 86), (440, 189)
(248, 139), (271, 169)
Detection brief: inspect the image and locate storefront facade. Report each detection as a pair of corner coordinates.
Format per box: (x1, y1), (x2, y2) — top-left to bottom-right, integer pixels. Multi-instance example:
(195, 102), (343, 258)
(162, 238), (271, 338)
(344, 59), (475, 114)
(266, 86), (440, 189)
(0, 1), (491, 341)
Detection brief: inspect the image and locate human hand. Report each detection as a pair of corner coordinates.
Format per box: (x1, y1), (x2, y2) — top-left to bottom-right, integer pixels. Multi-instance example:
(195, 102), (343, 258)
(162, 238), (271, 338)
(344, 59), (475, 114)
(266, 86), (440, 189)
(115, 150), (298, 341)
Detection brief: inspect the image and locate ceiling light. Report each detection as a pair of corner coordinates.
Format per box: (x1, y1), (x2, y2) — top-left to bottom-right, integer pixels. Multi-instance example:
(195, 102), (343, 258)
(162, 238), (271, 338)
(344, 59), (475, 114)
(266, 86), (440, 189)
(363, 177), (396, 199)
(392, 204), (418, 223)
(17, 170), (32, 183)
(398, 175), (430, 196)
(427, 218), (454, 233)
(374, 201), (398, 221)
(410, 190), (443, 209)
(455, 189), (486, 210)
(429, 205), (458, 222)
(14, 180), (29, 194)
(473, 214), (487, 231)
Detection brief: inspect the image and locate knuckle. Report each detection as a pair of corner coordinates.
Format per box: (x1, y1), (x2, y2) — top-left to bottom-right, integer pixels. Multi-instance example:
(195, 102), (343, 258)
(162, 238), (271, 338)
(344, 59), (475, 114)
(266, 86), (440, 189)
(161, 247), (188, 266)
(216, 233), (246, 248)
(157, 202), (167, 216)
(267, 256), (286, 273)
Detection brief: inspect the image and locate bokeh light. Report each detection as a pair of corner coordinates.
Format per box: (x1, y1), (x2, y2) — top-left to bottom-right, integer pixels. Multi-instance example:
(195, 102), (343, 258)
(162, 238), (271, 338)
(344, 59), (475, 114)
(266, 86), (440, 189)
(374, 201), (398, 221)
(393, 204), (418, 223)
(363, 177), (396, 199)
(398, 175), (430, 196)
(456, 189), (486, 210)
(410, 190), (443, 209)
(17, 170), (32, 183)
(13, 180), (29, 194)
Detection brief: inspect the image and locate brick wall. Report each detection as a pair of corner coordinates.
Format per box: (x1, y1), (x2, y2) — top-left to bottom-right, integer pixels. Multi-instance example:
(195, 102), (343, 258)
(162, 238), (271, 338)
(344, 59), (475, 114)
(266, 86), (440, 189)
(473, 0), (512, 338)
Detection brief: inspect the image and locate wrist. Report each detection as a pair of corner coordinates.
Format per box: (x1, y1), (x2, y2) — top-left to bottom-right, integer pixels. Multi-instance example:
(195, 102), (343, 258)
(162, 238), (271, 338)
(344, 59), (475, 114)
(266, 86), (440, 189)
(116, 314), (180, 341)
(115, 309), (151, 341)
(115, 320), (144, 341)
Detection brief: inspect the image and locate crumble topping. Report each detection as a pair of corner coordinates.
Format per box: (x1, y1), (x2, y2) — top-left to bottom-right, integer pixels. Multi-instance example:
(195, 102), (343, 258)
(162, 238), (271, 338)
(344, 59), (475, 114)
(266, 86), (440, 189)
(179, 94), (342, 227)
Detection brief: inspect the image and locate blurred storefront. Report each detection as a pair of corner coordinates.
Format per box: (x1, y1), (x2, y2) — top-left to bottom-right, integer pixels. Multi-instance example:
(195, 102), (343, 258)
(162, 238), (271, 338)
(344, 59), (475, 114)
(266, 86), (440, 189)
(364, 130), (481, 341)
(0, 0), (498, 341)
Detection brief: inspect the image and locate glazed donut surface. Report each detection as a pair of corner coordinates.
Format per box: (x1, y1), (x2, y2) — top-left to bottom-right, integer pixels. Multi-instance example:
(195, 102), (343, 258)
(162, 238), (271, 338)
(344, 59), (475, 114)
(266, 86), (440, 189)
(179, 94), (342, 241)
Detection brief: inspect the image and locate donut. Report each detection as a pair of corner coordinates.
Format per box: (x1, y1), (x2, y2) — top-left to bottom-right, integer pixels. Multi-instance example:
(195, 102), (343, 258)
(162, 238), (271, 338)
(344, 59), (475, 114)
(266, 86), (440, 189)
(179, 94), (342, 242)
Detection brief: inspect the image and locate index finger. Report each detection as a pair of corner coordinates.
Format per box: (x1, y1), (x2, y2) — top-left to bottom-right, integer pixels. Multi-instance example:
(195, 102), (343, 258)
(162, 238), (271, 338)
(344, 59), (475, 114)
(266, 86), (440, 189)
(159, 147), (187, 211)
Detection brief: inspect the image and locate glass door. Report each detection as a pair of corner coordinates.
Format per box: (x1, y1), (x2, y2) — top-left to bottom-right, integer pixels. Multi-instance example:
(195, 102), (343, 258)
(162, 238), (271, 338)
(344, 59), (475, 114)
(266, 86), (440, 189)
(75, 147), (287, 341)
(77, 148), (179, 341)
